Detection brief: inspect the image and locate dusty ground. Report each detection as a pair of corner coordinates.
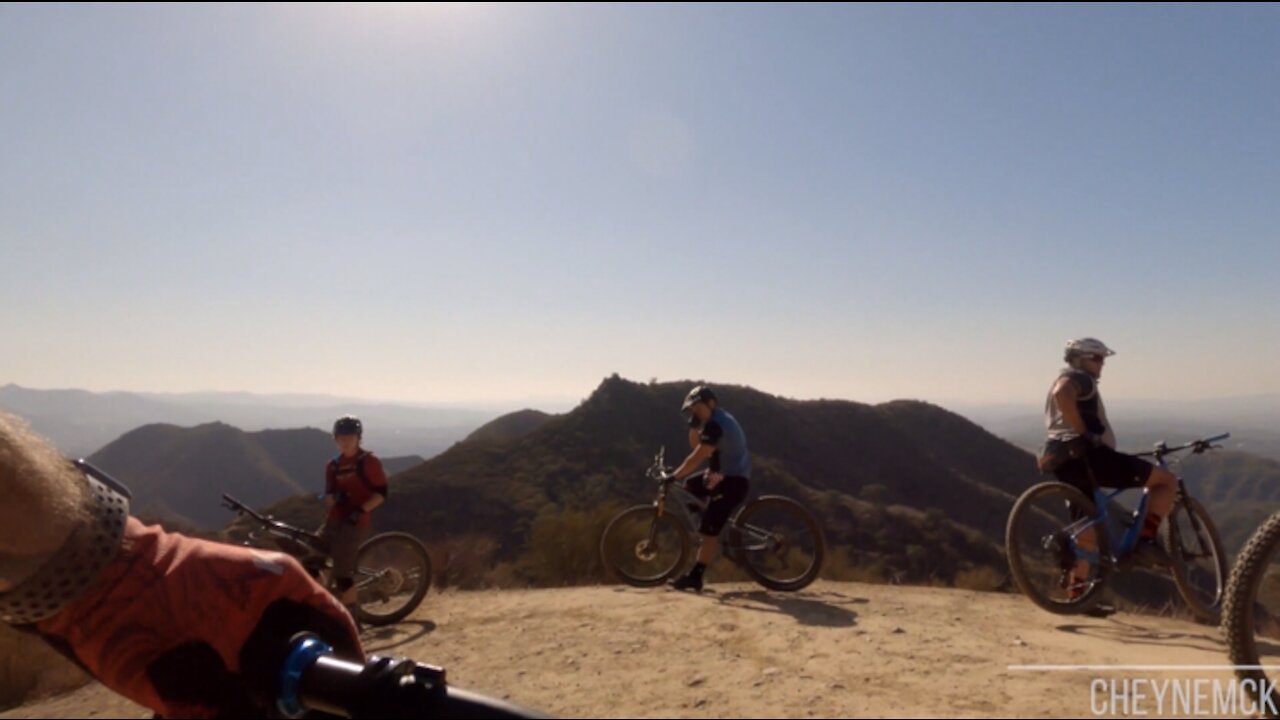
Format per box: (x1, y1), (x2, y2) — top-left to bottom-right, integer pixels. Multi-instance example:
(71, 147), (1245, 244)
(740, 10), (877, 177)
(5, 580), (1276, 718)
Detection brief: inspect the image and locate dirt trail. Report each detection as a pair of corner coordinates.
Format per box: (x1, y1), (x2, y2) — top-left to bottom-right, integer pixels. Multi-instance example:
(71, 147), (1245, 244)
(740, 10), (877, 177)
(6, 580), (1275, 718)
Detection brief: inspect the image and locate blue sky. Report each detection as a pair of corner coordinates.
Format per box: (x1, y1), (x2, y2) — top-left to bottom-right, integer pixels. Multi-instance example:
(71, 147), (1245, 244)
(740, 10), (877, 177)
(2, 4), (1278, 406)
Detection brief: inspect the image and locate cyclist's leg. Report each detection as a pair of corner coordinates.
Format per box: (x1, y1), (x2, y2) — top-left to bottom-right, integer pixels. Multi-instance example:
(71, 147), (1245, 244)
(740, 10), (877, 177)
(1144, 466), (1177, 533)
(1090, 447), (1167, 538)
(1054, 459), (1097, 590)
(694, 477), (749, 566)
(328, 522), (368, 606)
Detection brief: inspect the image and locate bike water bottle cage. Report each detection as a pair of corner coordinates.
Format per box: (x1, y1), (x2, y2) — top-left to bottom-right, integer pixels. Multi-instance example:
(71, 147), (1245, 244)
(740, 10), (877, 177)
(0, 460), (130, 624)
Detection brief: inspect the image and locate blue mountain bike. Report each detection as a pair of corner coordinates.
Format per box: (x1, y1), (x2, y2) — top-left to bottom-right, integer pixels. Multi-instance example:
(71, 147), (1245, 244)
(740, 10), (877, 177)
(1006, 434), (1230, 622)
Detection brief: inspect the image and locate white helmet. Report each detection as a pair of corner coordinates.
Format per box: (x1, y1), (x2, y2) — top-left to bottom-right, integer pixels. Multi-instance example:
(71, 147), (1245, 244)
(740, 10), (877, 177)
(1064, 337), (1116, 362)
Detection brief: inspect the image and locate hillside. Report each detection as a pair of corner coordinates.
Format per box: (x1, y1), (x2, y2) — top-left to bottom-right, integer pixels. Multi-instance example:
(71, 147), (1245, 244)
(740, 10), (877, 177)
(4, 581), (1268, 719)
(464, 409), (554, 444)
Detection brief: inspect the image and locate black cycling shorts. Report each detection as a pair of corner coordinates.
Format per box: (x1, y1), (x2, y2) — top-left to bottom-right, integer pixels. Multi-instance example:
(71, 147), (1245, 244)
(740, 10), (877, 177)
(1053, 445), (1156, 499)
(684, 471), (749, 537)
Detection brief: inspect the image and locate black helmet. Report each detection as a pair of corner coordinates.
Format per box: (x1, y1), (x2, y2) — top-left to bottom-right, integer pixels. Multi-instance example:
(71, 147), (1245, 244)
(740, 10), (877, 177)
(333, 415), (363, 438)
(681, 385), (717, 413)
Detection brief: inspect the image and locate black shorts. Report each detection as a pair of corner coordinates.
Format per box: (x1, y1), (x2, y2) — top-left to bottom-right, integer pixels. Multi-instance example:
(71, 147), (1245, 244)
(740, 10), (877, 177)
(1053, 445), (1156, 498)
(684, 471), (749, 537)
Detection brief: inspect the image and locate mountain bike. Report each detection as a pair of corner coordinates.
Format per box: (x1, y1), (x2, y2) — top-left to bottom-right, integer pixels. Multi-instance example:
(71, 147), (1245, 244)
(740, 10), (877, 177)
(599, 447), (825, 592)
(223, 494), (431, 626)
(1006, 433), (1229, 622)
(272, 633), (549, 719)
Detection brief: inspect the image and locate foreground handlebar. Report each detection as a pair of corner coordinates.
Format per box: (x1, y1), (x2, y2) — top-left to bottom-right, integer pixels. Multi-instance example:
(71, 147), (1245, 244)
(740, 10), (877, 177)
(281, 636), (550, 719)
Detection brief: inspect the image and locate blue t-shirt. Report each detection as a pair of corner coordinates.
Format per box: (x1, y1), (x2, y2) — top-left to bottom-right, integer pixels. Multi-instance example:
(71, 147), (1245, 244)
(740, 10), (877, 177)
(699, 407), (751, 479)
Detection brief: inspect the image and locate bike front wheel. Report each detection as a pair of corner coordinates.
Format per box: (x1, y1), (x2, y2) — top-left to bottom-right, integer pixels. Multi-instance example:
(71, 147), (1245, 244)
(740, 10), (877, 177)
(1161, 495), (1228, 624)
(599, 505), (691, 587)
(351, 532), (432, 626)
(1006, 481), (1110, 615)
(1224, 510), (1280, 717)
(729, 496), (825, 592)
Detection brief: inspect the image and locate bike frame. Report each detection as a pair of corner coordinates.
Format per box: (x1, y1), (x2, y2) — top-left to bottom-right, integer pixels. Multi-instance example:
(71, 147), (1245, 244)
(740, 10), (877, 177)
(1057, 433), (1229, 570)
(223, 495), (382, 591)
(648, 450), (778, 558)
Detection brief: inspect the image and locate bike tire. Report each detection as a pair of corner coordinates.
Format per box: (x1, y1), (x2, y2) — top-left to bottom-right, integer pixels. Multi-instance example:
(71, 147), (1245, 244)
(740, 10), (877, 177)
(1161, 495), (1228, 624)
(351, 532), (432, 626)
(599, 504), (691, 587)
(1006, 481), (1110, 615)
(731, 495), (825, 592)
(1223, 511), (1280, 717)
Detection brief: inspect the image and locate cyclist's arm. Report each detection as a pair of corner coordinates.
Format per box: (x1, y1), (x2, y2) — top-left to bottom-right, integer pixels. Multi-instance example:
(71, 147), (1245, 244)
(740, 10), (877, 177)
(323, 462), (338, 507)
(1052, 377), (1089, 436)
(671, 444), (715, 479)
(688, 428), (700, 450)
(361, 456), (389, 513)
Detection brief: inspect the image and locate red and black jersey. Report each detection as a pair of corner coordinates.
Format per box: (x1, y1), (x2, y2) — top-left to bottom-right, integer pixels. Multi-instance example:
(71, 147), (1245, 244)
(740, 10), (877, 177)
(324, 451), (388, 528)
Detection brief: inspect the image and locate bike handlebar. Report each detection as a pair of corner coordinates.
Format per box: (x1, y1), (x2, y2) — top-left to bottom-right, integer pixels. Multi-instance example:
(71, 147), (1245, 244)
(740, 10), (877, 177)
(646, 446), (673, 481)
(280, 635), (549, 719)
(1133, 433), (1231, 459)
(222, 494), (322, 544)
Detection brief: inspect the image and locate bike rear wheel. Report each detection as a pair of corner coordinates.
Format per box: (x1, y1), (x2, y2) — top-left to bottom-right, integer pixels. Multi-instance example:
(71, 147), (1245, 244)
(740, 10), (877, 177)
(599, 505), (691, 587)
(1006, 481), (1110, 615)
(729, 496), (825, 592)
(1161, 495), (1227, 624)
(1223, 510), (1280, 717)
(351, 532), (432, 626)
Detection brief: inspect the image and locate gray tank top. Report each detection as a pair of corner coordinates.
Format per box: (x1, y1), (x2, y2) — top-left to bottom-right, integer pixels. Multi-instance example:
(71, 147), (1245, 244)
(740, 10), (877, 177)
(1044, 368), (1116, 449)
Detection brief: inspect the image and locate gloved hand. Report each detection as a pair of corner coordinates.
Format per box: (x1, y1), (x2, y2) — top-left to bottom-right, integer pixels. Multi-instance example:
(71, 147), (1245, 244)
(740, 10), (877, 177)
(347, 508), (366, 526)
(34, 519), (363, 718)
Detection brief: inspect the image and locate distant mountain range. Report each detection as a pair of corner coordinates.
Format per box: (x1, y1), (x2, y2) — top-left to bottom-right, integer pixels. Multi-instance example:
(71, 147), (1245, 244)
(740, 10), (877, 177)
(87, 423), (422, 529)
(14, 378), (1278, 574)
(0, 383), (500, 457)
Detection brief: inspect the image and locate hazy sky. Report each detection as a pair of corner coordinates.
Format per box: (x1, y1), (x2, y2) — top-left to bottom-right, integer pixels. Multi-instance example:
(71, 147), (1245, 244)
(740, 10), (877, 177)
(3, 4), (1278, 407)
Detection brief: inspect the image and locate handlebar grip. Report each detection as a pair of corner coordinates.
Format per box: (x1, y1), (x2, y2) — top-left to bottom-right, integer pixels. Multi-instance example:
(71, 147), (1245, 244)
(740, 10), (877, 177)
(1206, 432), (1231, 444)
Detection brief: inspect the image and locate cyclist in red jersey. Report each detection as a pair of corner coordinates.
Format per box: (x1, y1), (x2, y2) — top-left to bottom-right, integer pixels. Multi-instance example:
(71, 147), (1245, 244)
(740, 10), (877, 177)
(320, 415), (388, 609)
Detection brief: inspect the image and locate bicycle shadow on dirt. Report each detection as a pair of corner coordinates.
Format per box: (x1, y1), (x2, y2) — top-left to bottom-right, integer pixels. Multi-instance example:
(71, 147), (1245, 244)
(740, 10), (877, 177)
(1054, 616), (1230, 654)
(710, 589), (866, 628)
(362, 619), (437, 653)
